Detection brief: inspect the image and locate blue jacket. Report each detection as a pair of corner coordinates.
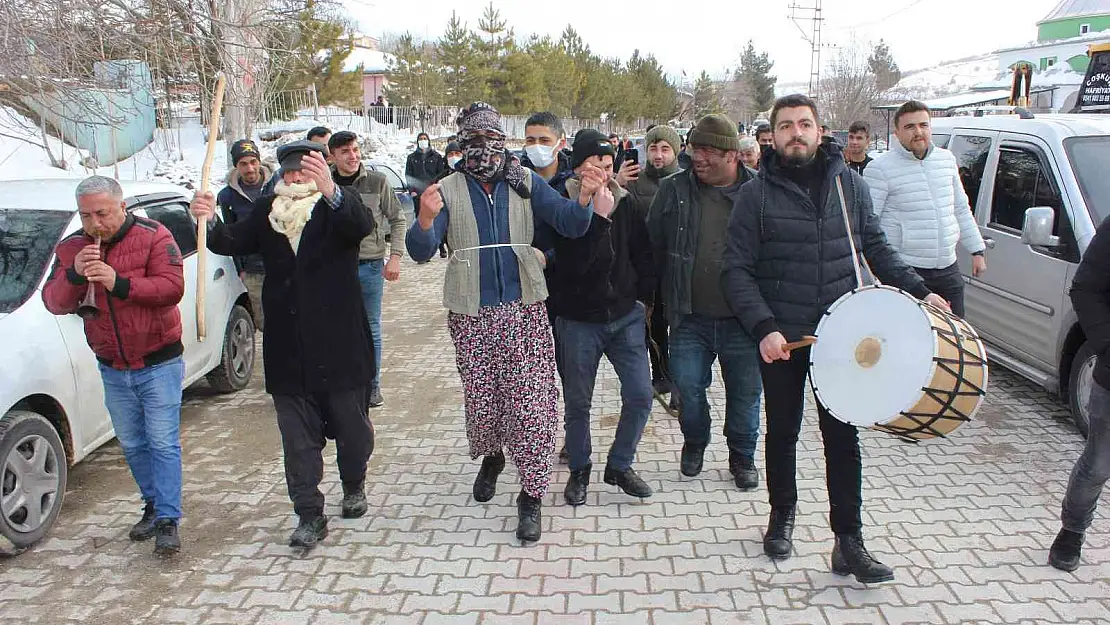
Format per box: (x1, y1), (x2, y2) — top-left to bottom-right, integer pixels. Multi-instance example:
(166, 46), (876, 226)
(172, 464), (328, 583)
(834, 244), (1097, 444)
(521, 151), (574, 198)
(407, 171), (593, 309)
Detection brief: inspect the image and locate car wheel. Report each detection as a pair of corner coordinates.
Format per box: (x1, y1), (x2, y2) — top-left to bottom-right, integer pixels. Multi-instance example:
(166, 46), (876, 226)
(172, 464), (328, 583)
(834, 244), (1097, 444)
(1067, 340), (1095, 438)
(205, 304), (256, 393)
(0, 410), (67, 555)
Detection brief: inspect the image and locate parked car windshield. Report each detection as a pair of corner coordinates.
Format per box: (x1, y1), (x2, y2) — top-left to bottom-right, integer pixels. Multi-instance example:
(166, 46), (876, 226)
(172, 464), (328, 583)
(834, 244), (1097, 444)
(1064, 136), (1110, 223)
(0, 209), (73, 313)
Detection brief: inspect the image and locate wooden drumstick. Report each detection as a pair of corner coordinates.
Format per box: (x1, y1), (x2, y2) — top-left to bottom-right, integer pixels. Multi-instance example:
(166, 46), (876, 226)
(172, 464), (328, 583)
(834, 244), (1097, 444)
(784, 335), (818, 353)
(196, 72), (226, 342)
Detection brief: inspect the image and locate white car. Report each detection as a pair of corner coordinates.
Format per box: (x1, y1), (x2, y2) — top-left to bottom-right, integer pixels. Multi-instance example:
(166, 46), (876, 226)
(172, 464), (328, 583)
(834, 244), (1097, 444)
(0, 179), (256, 554)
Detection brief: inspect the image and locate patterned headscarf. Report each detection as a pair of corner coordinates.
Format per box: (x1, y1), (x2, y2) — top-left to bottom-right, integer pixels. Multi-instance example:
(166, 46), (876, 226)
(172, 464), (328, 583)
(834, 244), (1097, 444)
(456, 102), (530, 197)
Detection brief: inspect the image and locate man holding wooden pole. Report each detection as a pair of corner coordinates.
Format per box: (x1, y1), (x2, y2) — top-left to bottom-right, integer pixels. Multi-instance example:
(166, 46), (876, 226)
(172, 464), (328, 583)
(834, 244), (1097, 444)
(189, 140), (377, 551)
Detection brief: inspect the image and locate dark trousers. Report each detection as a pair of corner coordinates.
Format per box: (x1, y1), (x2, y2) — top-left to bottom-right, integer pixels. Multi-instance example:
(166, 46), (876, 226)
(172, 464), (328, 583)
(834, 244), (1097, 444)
(273, 387), (374, 519)
(558, 306), (653, 471)
(647, 290), (670, 384)
(761, 348), (862, 535)
(914, 262), (965, 317)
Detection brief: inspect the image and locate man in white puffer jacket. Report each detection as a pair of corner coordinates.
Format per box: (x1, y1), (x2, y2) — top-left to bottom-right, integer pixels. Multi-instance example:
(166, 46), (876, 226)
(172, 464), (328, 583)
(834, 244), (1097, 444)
(865, 100), (987, 317)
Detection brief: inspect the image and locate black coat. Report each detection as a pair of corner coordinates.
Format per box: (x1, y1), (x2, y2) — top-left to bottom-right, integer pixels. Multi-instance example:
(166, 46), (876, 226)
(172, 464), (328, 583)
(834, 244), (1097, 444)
(1071, 216), (1110, 389)
(206, 189), (376, 395)
(721, 142), (929, 342)
(406, 149), (445, 194)
(547, 183), (655, 324)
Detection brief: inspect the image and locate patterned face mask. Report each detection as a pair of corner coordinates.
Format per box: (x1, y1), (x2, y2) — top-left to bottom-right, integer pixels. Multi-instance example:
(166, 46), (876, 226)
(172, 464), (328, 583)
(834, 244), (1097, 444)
(460, 130), (506, 183)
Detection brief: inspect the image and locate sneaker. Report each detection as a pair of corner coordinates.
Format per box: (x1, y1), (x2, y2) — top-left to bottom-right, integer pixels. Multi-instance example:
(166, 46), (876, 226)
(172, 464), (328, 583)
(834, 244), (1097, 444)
(153, 519), (180, 555)
(368, 388), (384, 408)
(289, 515), (329, 549)
(341, 485), (368, 519)
(1048, 528), (1084, 572)
(128, 501), (157, 541)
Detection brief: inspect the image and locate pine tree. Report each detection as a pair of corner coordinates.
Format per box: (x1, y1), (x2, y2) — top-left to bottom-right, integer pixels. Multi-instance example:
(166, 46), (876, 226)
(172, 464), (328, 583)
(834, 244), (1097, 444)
(868, 39), (902, 93)
(476, 2), (514, 109)
(438, 11), (487, 105)
(738, 40), (777, 116)
(270, 0), (362, 116)
(692, 71), (723, 118)
(385, 33), (443, 106)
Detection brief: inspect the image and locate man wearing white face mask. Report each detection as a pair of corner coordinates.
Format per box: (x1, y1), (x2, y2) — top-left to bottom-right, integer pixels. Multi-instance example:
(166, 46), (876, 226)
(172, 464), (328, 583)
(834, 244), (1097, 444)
(521, 112), (573, 198)
(406, 132), (446, 257)
(445, 141), (464, 171)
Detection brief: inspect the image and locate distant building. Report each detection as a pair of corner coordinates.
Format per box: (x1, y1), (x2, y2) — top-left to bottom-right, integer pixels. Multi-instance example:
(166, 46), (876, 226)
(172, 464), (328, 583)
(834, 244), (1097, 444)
(342, 35), (395, 111)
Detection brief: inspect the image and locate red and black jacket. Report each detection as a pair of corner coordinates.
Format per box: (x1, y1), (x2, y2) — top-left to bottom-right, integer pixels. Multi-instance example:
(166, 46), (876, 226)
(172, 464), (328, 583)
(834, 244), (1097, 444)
(43, 215), (186, 370)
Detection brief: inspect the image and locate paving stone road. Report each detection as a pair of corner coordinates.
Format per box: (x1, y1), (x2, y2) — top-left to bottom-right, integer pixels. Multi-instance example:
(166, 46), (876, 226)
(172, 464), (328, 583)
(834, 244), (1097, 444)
(0, 259), (1107, 624)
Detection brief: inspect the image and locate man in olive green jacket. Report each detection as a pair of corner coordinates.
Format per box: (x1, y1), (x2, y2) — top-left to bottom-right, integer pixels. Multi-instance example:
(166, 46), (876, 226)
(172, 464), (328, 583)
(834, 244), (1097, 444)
(329, 131), (406, 408)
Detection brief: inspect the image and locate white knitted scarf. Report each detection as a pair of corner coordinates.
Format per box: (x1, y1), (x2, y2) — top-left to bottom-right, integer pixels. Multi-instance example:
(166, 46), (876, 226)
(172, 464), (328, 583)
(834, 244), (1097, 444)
(268, 181), (322, 254)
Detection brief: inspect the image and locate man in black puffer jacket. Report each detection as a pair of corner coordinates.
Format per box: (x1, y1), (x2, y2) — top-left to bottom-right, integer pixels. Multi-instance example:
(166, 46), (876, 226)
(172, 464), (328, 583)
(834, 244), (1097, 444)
(722, 94), (948, 585)
(547, 129), (656, 508)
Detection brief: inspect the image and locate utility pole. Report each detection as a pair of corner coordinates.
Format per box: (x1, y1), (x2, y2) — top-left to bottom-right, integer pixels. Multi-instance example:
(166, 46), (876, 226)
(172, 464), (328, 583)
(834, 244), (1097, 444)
(789, 0), (825, 98)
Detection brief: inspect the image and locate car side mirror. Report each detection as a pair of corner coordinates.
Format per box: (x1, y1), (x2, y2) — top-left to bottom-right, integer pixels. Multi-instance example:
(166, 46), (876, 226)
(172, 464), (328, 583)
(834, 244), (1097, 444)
(1021, 206), (1060, 247)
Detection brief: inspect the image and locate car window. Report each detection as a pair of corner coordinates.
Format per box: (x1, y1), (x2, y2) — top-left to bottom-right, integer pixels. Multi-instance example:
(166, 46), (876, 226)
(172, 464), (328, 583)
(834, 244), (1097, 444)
(143, 202), (197, 256)
(1064, 136), (1110, 223)
(0, 209), (73, 314)
(948, 134), (993, 215)
(371, 163), (405, 191)
(933, 133), (951, 148)
(991, 145), (1078, 261)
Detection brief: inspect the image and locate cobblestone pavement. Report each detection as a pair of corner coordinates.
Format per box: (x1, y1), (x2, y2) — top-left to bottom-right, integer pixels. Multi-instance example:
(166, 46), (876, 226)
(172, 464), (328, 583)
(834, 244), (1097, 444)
(1, 259), (1108, 625)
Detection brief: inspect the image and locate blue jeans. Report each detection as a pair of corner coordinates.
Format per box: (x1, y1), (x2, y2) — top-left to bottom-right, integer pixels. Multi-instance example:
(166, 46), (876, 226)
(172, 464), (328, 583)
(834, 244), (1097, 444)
(669, 314), (762, 459)
(358, 259), (384, 390)
(98, 356), (185, 521)
(557, 305), (653, 472)
(1062, 380), (1110, 533)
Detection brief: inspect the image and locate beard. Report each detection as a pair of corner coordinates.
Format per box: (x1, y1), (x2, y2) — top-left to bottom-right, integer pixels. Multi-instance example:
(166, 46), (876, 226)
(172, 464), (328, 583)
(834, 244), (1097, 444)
(778, 140), (817, 167)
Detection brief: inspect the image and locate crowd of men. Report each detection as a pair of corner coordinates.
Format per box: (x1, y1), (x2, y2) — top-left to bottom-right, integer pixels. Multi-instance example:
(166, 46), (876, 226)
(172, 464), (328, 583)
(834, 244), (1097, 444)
(43, 94), (1107, 581)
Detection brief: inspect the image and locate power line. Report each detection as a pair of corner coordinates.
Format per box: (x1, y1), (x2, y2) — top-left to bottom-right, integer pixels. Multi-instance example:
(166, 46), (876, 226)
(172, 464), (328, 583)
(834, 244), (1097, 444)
(789, 0), (825, 98)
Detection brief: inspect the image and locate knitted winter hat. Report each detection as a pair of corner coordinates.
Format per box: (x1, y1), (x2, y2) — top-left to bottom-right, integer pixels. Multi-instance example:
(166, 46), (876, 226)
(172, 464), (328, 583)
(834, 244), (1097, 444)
(644, 125), (681, 154)
(569, 128), (616, 170)
(687, 114), (740, 152)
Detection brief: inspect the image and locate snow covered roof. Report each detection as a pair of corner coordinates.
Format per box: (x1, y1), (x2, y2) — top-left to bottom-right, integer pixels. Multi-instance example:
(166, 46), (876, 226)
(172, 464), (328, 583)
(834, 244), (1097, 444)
(343, 46), (394, 74)
(1039, 0), (1110, 24)
(875, 88), (1056, 111)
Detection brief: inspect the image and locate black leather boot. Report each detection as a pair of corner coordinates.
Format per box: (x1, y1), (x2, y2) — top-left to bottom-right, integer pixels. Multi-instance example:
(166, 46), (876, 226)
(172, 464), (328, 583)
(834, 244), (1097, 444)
(128, 500), (157, 541)
(516, 490), (542, 542)
(1048, 528), (1084, 572)
(472, 452), (505, 503)
(153, 519), (180, 555)
(680, 444), (705, 477)
(763, 506), (795, 560)
(603, 466), (653, 498)
(832, 533), (895, 583)
(289, 515), (329, 549)
(728, 453), (759, 490)
(564, 464), (591, 506)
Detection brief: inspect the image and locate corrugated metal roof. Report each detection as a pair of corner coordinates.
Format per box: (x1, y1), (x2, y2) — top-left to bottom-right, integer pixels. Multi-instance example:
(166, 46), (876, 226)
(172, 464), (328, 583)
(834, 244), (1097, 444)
(1040, 0), (1110, 24)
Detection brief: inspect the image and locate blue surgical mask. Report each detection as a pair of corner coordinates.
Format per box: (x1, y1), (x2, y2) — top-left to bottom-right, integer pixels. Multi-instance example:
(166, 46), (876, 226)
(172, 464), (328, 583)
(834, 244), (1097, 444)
(447, 155), (462, 169)
(524, 144), (556, 168)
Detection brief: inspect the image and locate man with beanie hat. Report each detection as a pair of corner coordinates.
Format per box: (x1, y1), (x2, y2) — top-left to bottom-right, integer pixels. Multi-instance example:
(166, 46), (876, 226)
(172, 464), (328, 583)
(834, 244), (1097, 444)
(547, 129), (657, 507)
(625, 124), (683, 409)
(218, 139), (273, 329)
(647, 113), (763, 492)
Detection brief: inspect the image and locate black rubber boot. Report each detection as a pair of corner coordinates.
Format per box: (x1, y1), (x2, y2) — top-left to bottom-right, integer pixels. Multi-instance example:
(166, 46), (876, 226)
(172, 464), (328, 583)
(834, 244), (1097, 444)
(831, 533), (895, 583)
(472, 452), (505, 503)
(763, 506), (796, 560)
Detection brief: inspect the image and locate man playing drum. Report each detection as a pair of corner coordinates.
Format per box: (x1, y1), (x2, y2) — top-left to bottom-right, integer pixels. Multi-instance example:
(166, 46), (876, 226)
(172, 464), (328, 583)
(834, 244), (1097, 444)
(721, 94), (949, 584)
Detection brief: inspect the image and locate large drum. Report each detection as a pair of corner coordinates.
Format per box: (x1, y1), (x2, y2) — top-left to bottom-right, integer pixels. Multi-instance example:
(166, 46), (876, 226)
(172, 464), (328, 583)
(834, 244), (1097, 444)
(808, 285), (988, 441)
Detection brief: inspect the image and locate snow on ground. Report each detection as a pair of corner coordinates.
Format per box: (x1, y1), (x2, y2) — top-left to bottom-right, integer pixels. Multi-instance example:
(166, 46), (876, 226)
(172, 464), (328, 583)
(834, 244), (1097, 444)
(0, 105), (420, 195)
(887, 54), (1007, 100)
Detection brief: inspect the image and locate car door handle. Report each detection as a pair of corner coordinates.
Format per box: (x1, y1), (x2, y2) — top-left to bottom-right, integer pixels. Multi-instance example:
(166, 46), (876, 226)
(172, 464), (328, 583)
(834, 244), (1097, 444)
(984, 237), (996, 250)
(213, 268), (225, 280)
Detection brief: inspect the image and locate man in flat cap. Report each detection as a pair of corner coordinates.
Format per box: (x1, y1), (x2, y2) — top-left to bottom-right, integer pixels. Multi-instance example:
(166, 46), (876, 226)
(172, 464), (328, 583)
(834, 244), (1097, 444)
(190, 140), (377, 551)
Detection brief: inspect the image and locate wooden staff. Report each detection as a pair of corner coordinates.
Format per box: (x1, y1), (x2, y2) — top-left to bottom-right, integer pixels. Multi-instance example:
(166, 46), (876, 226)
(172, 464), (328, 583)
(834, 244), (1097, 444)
(196, 72), (226, 342)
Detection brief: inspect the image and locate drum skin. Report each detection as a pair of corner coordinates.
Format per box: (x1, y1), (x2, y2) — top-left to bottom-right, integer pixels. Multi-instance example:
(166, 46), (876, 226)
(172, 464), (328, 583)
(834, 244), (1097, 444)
(809, 285), (989, 441)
